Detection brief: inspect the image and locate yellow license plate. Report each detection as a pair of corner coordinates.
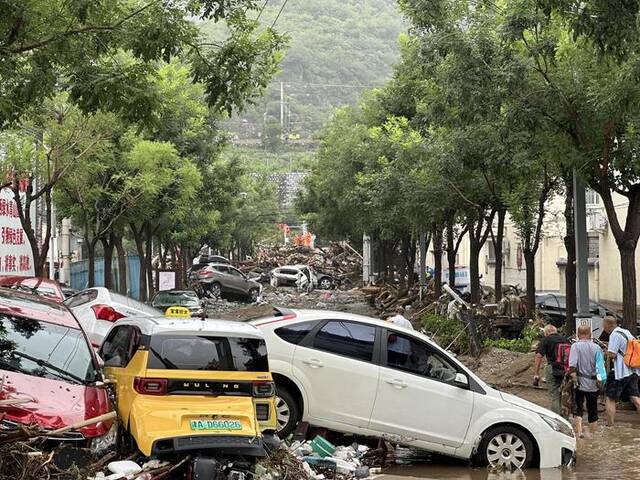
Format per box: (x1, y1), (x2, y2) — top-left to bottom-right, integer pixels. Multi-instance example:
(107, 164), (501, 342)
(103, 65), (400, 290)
(189, 419), (243, 431)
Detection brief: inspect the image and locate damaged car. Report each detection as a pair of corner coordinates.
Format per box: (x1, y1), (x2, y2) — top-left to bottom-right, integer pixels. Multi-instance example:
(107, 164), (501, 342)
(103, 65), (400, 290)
(249, 308), (576, 470)
(270, 265), (321, 289)
(99, 316), (277, 458)
(0, 288), (116, 452)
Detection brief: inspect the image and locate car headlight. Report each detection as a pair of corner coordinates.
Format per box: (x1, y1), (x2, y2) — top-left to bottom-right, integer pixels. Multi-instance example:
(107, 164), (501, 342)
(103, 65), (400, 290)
(90, 421), (118, 454)
(539, 413), (574, 438)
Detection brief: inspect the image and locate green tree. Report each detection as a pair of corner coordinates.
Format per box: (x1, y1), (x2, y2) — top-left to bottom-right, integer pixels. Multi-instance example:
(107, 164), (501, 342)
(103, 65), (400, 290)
(0, 0), (285, 128)
(0, 99), (114, 275)
(501, 0), (640, 331)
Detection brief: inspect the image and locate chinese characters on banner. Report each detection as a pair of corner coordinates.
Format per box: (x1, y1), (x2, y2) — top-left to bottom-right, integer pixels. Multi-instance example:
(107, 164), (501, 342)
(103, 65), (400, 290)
(0, 188), (34, 276)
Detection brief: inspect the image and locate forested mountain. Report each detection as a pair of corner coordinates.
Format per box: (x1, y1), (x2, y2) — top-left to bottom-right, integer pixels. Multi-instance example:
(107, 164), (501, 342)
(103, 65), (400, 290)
(201, 0), (405, 143)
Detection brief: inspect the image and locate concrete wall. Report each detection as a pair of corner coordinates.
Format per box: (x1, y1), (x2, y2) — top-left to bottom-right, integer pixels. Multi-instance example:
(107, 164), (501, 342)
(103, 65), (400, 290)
(429, 191), (640, 306)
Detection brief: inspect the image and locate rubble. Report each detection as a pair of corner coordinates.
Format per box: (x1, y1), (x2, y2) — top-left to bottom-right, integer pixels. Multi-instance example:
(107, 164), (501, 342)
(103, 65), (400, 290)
(254, 436), (381, 480)
(236, 243), (362, 279)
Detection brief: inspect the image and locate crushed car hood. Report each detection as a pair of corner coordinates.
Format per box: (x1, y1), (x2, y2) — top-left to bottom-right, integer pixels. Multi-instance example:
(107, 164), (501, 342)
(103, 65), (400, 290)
(0, 369), (112, 437)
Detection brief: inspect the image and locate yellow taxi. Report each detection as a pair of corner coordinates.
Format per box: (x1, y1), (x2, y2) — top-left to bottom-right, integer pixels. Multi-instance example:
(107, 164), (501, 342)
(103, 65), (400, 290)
(98, 310), (277, 457)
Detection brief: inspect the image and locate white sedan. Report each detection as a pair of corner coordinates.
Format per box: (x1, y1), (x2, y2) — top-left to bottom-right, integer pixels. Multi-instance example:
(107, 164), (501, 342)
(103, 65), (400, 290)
(249, 308), (575, 470)
(64, 287), (160, 346)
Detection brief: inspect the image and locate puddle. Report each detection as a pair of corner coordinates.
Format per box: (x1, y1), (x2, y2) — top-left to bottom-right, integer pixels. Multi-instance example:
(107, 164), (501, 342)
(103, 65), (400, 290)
(379, 419), (640, 480)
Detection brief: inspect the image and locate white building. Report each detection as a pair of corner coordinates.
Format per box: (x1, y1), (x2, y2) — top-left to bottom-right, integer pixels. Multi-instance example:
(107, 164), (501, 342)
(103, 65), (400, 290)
(435, 190), (639, 306)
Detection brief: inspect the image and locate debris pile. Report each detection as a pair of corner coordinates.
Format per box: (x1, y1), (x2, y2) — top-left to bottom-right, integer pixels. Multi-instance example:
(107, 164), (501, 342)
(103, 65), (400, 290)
(255, 436), (381, 480)
(237, 243), (362, 278)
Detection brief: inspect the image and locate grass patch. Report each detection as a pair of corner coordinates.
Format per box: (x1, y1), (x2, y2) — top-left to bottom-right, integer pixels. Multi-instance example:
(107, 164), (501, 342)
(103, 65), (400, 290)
(484, 325), (539, 353)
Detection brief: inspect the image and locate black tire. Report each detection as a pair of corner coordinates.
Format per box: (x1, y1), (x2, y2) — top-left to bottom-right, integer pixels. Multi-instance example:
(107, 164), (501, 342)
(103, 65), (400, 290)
(318, 277), (332, 290)
(477, 425), (534, 470)
(206, 282), (221, 299)
(274, 386), (301, 438)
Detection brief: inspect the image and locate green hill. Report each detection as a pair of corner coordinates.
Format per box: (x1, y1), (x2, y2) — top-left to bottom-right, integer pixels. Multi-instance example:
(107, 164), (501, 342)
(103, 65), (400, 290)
(201, 0), (405, 143)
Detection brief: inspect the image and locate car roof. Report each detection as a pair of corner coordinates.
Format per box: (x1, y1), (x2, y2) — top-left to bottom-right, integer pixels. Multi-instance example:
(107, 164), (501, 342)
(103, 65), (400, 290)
(252, 308), (422, 339)
(113, 316), (265, 338)
(0, 287), (79, 328)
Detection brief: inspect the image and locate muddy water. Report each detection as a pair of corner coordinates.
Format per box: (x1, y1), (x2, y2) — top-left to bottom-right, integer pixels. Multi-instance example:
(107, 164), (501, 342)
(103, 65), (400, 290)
(379, 417), (640, 480)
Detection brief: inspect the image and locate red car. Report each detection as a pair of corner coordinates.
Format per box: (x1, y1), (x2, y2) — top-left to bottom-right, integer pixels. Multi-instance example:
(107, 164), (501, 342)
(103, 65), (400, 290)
(0, 276), (65, 302)
(0, 288), (115, 451)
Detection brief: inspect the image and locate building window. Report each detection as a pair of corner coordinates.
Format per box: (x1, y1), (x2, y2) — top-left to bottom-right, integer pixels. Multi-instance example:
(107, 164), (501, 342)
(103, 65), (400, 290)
(588, 234), (599, 258)
(585, 188), (600, 205)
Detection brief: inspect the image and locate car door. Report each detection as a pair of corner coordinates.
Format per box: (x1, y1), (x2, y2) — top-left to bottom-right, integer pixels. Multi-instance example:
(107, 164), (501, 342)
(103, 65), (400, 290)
(368, 329), (474, 449)
(292, 320), (380, 428)
(99, 325), (141, 423)
(228, 267), (248, 294)
(213, 265), (233, 293)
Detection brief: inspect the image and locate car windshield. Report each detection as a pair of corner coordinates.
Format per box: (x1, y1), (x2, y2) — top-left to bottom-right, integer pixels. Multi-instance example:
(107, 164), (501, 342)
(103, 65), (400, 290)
(0, 315), (97, 383)
(147, 335), (269, 372)
(152, 291), (199, 307)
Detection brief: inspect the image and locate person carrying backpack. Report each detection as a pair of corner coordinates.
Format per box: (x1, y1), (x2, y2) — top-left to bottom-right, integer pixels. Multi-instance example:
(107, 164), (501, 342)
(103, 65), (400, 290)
(569, 325), (601, 437)
(603, 316), (640, 425)
(533, 324), (569, 415)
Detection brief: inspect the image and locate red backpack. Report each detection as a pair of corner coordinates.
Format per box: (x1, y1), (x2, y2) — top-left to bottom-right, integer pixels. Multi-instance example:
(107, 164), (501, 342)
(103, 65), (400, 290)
(555, 342), (572, 373)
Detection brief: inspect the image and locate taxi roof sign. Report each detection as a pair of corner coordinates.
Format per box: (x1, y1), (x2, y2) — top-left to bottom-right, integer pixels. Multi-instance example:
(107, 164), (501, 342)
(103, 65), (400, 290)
(165, 306), (191, 318)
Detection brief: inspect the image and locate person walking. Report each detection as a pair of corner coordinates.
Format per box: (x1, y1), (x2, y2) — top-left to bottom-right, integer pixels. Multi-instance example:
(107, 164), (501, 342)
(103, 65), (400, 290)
(602, 316), (640, 425)
(568, 325), (600, 437)
(533, 324), (568, 415)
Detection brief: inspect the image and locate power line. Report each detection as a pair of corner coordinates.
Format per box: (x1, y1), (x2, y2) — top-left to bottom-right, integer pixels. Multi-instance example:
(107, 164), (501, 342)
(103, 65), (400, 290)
(282, 81), (381, 88)
(271, 0), (288, 29)
(256, 0), (269, 21)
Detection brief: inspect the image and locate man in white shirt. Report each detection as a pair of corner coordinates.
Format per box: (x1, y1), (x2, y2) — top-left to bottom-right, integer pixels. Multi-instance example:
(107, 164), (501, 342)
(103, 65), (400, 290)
(388, 306), (414, 330)
(386, 306), (413, 366)
(603, 316), (640, 425)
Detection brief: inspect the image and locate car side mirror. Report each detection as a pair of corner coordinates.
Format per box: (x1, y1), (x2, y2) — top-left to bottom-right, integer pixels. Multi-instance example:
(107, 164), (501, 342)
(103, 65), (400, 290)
(454, 372), (469, 388)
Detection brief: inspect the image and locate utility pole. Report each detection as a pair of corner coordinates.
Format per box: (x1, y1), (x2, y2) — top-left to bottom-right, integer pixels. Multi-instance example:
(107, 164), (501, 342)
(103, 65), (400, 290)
(280, 81), (284, 140)
(573, 169), (591, 330)
(419, 232), (427, 301)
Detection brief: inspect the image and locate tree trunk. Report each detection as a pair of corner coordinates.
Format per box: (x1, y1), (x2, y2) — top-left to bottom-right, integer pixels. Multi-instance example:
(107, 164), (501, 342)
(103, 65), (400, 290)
(401, 235), (416, 286)
(87, 238), (97, 288)
(145, 226), (154, 298)
(493, 207), (506, 302)
(114, 234), (127, 295)
(598, 186), (640, 334)
(131, 226), (147, 301)
(621, 247), (638, 334)
(469, 242), (481, 304)
(524, 250), (536, 318)
(433, 225), (443, 298)
(101, 236), (114, 290)
(446, 221), (456, 288)
(563, 174), (577, 334)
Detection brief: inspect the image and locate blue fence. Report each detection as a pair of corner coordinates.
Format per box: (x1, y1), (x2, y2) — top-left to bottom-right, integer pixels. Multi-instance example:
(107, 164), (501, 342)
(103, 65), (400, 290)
(70, 255), (141, 299)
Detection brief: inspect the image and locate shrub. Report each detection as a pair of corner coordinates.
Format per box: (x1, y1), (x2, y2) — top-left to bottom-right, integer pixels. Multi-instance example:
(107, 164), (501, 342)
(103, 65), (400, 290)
(421, 313), (469, 353)
(485, 325), (540, 353)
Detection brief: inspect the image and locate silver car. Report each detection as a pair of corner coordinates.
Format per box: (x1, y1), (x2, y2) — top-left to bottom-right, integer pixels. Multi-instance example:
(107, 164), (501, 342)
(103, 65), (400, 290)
(189, 262), (262, 301)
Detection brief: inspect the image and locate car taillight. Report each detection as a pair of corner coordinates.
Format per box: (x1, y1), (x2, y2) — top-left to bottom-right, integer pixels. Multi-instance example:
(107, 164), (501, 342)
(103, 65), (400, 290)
(91, 304), (125, 322)
(253, 381), (275, 397)
(200, 266), (215, 278)
(134, 377), (168, 395)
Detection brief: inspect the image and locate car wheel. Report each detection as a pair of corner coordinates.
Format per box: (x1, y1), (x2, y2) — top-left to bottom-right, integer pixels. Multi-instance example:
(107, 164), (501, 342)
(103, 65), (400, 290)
(249, 288), (259, 302)
(318, 277), (332, 290)
(478, 426), (534, 470)
(274, 387), (300, 438)
(206, 282), (221, 299)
